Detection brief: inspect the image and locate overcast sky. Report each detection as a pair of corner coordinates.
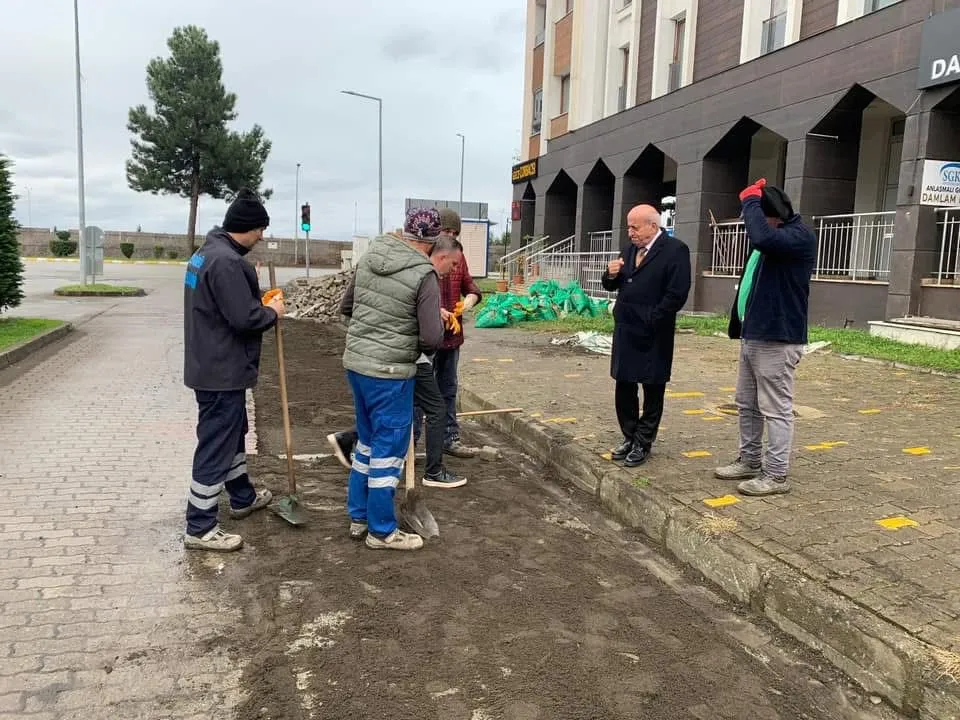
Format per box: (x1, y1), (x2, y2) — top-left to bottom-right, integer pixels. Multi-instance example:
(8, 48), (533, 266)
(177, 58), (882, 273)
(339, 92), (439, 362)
(1, 0), (525, 240)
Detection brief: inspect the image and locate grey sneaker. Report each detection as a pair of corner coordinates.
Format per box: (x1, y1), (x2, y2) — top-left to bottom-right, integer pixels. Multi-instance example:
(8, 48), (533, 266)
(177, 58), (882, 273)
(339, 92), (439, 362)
(229, 489), (273, 519)
(714, 458), (761, 481)
(365, 529), (424, 551)
(184, 526), (243, 552)
(444, 440), (477, 459)
(422, 467), (467, 489)
(349, 521), (368, 540)
(738, 474), (791, 496)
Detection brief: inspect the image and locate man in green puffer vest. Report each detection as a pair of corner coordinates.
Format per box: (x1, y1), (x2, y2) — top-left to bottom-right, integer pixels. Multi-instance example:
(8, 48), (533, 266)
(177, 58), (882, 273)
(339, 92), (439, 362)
(341, 207), (446, 551)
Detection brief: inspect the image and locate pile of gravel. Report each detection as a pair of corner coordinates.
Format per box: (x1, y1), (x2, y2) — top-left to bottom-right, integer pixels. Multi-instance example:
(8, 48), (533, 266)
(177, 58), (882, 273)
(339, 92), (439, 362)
(283, 270), (354, 323)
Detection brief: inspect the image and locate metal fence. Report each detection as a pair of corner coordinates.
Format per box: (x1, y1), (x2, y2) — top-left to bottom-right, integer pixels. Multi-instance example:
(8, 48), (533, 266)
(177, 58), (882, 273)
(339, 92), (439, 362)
(709, 221), (750, 276)
(934, 207), (960, 286)
(534, 251), (622, 300)
(812, 211), (894, 281)
(524, 235), (575, 279)
(588, 230), (615, 253)
(498, 235), (548, 280)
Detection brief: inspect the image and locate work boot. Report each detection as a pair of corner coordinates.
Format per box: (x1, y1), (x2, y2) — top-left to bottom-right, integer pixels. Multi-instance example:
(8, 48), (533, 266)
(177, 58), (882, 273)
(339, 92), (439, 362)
(611, 439), (633, 461)
(229, 489), (273, 519)
(365, 529), (424, 551)
(738, 473), (791, 496)
(349, 521), (368, 540)
(327, 431), (356, 470)
(444, 439), (477, 459)
(422, 467), (467, 489)
(714, 457), (761, 480)
(184, 526), (243, 552)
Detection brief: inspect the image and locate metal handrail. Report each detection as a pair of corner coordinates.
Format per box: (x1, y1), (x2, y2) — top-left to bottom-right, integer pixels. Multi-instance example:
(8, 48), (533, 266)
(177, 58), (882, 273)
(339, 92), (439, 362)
(524, 234), (576, 281)
(497, 234), (549, 279)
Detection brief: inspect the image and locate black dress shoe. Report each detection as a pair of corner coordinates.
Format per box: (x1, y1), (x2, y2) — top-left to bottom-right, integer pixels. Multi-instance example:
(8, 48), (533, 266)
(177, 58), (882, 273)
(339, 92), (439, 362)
(611, 440), (633, 461)
(623, 445), (650, 467)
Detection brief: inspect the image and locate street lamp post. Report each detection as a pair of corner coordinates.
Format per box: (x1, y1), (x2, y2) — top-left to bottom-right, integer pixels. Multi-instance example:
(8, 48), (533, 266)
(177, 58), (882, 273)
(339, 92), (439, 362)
(456, 133), (465, 217)
(341, 90), (383, 235)
(73, 0), (88, 285)
(294, 162), (301, 264)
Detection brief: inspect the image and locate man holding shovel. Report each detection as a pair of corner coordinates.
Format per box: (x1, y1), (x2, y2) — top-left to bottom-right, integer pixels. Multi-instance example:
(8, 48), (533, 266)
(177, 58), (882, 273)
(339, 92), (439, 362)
(341, 207), (446, 551)
(183, 189), (284, 552)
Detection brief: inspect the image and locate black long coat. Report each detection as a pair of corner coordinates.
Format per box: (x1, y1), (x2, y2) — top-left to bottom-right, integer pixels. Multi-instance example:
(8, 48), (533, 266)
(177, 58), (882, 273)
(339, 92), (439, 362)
(601, 231), (692, 384)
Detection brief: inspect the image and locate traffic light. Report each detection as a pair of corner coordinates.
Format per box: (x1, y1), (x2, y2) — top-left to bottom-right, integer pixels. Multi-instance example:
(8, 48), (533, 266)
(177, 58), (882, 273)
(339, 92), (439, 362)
(300, 203), (311, 233)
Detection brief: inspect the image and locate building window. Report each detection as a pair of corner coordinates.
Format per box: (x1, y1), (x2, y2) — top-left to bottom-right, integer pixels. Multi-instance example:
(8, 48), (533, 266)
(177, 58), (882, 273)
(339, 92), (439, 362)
(865, 0), (899, 11)
(618, 46), (630, 110)
(560, 75), (571, 114)
(760, 0), (787, 54)
(621, 0), (633, 7)
(565, 0), (574, 13)
(535, 1), (546, 45)
(668, 17), (685, 92)
(532, 89), (543, 134)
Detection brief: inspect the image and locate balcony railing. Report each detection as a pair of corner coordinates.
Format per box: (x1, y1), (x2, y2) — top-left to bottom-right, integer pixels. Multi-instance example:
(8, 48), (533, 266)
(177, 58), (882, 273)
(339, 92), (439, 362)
(531, 251), (622, 300)
(760, 14), (786, 54)
(588, 230), (615, 253)
(933, 207), (960, 286)
(813, 211), (894, 281)
(709, 221), (750, 276)
(617, 85), (627, 111)
(668, 62), (683, 92)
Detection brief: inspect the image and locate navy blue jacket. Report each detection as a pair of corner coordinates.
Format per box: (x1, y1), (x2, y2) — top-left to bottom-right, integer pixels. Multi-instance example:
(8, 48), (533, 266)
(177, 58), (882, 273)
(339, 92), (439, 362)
(184, 228), (278, 391)
(727, 198), (816, 345)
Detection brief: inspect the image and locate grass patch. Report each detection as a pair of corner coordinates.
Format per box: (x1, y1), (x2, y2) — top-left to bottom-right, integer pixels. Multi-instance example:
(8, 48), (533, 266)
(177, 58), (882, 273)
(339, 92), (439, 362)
(0, 318), (65, 351)
(55, 284), (145, 297)
(512, 312), (960, 374)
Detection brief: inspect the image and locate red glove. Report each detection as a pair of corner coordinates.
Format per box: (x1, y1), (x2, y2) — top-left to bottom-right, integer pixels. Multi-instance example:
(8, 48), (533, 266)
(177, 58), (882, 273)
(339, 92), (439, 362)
(739, 178), (766, 202)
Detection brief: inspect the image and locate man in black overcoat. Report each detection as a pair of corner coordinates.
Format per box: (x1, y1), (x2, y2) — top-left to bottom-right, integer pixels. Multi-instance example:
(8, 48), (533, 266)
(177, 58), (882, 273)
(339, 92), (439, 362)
(601, 204), (692, 467)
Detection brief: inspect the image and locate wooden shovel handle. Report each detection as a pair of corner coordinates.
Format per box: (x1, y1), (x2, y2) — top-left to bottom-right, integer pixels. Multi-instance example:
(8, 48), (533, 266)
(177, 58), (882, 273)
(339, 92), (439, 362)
(405, 426), (416, 491)
(268, 262), (297, 496)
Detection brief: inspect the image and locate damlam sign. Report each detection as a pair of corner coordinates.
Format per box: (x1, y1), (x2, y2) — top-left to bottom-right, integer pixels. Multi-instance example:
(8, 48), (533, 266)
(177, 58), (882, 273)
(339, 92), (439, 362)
(920, 160), (960, 206)
(511, 158), (538, 184)
(917, 8), (960, 90)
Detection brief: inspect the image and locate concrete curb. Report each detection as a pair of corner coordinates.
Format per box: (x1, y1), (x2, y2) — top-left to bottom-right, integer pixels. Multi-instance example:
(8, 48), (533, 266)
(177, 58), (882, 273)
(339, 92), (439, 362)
(457, 383), (960, 719)
(54, 288), (146, 297)
(0, 323), (73, 370)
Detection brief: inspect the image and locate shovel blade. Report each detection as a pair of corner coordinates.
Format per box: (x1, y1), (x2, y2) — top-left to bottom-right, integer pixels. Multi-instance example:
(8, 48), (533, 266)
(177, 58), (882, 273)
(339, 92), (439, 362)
(270, 495), (309, 526)
(399, 489), (439, 539)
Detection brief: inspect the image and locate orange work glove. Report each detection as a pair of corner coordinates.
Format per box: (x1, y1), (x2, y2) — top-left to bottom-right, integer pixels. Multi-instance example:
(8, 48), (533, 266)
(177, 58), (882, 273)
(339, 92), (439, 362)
(261, 288), (284, 305)
(448, 314), (462, 335)
(453, 300), (465, 317)
(739, 178), (766, 203)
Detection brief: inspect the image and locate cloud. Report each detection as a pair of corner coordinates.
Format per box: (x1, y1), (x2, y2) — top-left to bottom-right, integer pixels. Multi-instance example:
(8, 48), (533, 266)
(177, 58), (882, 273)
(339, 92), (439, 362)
(1, 0), (524, 241)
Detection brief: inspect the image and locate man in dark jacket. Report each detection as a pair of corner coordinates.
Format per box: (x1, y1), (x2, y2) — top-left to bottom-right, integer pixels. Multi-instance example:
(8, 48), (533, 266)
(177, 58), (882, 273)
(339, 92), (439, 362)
(183, 189), (285, 552)
(602, 204), (692, 467)
(715, 179), (816, 496)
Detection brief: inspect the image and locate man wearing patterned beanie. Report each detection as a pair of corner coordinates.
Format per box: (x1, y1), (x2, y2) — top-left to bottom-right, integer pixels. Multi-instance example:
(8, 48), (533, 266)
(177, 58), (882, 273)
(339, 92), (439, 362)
(340, 207), (449, 551)
(183, 188), (285, 552)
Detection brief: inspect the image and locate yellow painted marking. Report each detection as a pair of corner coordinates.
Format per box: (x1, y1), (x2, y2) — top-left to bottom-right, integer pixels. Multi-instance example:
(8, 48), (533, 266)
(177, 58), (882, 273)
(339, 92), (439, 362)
(822, 441), (848, 447)
(497, 358), (514, 363)
(805, 441), (849, 451)
(682, 450), (713, 458)
(472, 358), (489, 362)
(563, 373), (581, 378)
(703, 495), (739, 508)
(895, 371), (907, 376)
(876, 516), (919, 530)
(701, 416), (724, 422)
(719, 386), (736, 392)
(600, 452), (613, 461)
(666, 391), (706, 398)
(858, 409), (882, 415)
(902, 447), (931, 455)
(718, 408), (738, 416)
(944, 466), (960, 471)
(683, 409), (706, 416)
(529, 412), (543, 418)
(545, 417), (577, 424)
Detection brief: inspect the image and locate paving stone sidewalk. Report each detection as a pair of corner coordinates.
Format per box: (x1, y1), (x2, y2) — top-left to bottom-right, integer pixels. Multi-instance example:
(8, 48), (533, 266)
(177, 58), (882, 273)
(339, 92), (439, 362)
(458, 326), (960, 658)
(0, 285), (245, 719)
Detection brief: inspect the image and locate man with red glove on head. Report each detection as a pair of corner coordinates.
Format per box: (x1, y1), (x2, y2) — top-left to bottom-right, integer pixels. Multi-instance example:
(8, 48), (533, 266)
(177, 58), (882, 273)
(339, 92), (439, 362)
(714, 178), (815, 497)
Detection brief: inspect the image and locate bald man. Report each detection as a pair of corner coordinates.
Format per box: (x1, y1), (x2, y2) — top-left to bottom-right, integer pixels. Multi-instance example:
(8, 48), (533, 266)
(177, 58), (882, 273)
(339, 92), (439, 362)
(601, 204), (692, 467)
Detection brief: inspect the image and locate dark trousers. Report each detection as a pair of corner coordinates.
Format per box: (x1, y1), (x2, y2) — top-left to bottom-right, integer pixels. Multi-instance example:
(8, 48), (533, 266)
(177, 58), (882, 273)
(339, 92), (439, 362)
(615, 382), (666, 450)
(412, 362), (445, 477)
(186, 390), (257, 537)
(433, 348), (460, 444)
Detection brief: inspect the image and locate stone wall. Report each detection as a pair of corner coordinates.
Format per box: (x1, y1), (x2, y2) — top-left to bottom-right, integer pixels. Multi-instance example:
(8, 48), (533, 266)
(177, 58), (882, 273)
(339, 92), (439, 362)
(17, 227), (349, 268)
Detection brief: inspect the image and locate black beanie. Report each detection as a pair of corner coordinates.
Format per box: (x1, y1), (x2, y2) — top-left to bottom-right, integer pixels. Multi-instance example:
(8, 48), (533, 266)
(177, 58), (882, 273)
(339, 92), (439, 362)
(223, 188), (270, 233)
(760, 185), (794, 222)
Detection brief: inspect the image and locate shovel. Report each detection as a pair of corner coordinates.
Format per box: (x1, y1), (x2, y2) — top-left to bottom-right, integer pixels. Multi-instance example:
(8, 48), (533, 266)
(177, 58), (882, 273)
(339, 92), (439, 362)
(398, 427), (439, 539)
(267, 262), (308, 527)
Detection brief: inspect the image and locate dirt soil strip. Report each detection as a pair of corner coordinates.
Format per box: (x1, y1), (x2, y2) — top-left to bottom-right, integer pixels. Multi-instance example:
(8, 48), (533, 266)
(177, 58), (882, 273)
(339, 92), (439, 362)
(193, 319), (906, 720)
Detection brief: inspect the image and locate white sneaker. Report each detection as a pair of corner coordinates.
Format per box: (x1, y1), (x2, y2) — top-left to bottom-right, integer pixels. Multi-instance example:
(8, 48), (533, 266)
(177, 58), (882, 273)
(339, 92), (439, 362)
(349, 521), (368, 540)
(229, 489), (273, 519)
(364, 529), (424, 551)
(184, 526), (243, 552)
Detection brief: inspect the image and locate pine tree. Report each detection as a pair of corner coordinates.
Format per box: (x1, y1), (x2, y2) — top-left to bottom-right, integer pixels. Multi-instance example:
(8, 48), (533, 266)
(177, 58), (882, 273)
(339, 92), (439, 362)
(0, 154), (24, 314)
(126, 26), (272, 251)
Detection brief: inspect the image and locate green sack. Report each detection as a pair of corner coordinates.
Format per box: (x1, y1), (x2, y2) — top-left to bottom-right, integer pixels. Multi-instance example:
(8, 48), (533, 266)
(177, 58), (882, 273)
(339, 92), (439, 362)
(475, 308), (509, 329)
(507, 307), (527, 322)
